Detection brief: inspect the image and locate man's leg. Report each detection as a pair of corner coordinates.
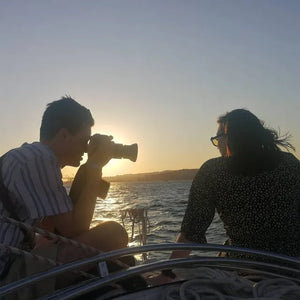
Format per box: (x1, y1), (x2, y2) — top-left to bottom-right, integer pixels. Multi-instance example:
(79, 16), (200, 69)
(55, 220), (128, 288)
(57, 220), (128, 261)
(76, 220), (128, 251)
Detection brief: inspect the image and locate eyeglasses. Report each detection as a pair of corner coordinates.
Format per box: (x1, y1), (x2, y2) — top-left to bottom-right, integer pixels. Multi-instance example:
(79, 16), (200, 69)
(210, 134), (226, 147)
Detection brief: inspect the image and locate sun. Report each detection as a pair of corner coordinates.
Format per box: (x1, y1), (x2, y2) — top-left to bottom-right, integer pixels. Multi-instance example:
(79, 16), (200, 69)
(102, 158), (125, 177)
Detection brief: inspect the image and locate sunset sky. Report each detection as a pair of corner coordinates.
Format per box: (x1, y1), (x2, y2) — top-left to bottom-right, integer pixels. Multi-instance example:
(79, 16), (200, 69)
(1, 1), (299, 178)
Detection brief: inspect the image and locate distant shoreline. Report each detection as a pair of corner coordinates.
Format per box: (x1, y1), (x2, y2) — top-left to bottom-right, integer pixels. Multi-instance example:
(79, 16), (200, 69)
(103, 168), (198, 183)
(63, 168), (199, 184)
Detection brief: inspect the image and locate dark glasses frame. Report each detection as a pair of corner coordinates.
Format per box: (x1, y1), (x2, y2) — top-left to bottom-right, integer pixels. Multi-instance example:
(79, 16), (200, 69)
(210, 134), (226, 147)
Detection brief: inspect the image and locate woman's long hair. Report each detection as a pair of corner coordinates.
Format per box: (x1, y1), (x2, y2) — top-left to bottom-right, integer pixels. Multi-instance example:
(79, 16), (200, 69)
(218, 109), (295, 175)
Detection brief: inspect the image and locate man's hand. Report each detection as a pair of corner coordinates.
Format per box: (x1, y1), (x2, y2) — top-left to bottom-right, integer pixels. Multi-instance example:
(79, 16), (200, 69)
(87, 134), (114, 167)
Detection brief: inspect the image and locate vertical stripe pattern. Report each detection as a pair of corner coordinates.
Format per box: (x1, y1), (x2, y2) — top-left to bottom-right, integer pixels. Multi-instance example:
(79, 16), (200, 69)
(0, 142), (73, 274)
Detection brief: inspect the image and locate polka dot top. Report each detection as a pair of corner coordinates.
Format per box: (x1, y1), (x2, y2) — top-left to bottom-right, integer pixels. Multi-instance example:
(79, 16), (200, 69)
(181, 152), (300, 257)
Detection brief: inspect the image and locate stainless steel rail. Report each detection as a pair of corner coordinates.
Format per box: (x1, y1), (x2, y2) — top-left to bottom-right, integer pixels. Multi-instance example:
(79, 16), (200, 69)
(41, 256), (300, 300)
(0, 243), (298, 298)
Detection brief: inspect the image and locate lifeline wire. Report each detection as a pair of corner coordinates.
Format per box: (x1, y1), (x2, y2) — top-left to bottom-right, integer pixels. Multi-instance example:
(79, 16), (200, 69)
(0, 243), (95, 279)
(0, 215), (128, 269)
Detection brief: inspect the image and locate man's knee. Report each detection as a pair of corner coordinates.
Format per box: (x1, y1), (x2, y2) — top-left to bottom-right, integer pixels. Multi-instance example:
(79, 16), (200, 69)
(72, 221), (128, 252)
(94, 221), (128, 250)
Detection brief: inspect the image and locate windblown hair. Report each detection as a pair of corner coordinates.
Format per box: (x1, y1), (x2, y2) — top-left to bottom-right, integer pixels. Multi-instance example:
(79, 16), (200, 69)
(40, 96), (94, 141)
(218, 109), (295, 175)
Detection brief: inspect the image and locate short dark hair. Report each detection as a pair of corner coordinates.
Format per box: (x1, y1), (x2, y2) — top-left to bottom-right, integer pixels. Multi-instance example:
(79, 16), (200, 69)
(40, 96), (94, 141)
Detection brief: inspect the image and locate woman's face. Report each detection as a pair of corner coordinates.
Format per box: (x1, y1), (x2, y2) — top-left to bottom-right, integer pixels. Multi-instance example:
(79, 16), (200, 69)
(217, 124), (228, 157)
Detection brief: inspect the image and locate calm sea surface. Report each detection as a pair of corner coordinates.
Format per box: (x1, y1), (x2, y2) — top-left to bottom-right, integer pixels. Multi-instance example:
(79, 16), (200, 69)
(89, 180), (227, 261)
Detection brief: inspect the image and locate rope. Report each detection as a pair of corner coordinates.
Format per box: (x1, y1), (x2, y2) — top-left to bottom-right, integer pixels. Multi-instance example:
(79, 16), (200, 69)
(120, 208), (150, 245)
(0, 216), (128, 269)
(121, 208), (150, 260)
(161, 267), (300, 299)
(254, 278), (300, 298)
(0, 244), (95, 279)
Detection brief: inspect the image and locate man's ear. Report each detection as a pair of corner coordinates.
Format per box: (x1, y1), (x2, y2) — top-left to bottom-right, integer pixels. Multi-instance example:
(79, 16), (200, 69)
(56, 128), (71, 142)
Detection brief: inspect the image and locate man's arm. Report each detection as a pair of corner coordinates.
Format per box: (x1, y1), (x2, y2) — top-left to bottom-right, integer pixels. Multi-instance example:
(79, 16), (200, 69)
(41, 134), (113, 238)
(41, 165), (100, 237)
(69, 164), (110, 206)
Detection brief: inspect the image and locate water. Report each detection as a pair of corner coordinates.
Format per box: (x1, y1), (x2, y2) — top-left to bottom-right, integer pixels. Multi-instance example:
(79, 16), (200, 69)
(90, 180), (227, 261)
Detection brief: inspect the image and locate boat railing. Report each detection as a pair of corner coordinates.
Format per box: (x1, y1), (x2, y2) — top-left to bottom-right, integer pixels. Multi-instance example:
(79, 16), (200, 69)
(42, 256), (300, 300)
(0, 243), (299, 299)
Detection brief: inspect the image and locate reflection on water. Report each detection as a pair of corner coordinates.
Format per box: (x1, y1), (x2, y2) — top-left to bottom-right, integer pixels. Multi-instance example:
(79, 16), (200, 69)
(89, 180), (227, 261)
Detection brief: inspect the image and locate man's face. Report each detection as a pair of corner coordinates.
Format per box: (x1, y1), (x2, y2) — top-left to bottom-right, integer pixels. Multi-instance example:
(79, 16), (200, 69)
(63, 125), (91, 167)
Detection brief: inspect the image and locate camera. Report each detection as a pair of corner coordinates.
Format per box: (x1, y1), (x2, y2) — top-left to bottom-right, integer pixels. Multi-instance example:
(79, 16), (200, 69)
(111, 142), (138, 162)
(88, 134), (138, 162)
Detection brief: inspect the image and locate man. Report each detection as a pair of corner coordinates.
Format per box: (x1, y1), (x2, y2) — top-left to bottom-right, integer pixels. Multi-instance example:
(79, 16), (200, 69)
(0, 96), (129, 296)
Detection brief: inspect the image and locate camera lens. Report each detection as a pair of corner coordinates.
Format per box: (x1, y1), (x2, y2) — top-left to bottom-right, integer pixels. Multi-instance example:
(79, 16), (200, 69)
(112, 143), (138, 162)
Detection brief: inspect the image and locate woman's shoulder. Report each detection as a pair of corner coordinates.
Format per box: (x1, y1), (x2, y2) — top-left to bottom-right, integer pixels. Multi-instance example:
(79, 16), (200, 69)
(190, 157), (229, 191)
(280, 152), (300, 167)
(201, 156), (227, 170)
(195, 157), (227, 180)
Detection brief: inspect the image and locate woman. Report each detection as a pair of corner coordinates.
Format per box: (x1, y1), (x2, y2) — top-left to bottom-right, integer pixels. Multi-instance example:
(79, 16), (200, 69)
(161, 108), (300, 280)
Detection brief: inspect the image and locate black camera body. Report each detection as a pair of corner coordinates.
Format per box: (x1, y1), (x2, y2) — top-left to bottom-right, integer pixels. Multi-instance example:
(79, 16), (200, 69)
(88, 134), (138, 162)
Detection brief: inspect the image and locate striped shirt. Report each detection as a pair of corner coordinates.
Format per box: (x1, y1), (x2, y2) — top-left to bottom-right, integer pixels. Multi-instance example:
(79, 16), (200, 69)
(0, 142), (73, 275)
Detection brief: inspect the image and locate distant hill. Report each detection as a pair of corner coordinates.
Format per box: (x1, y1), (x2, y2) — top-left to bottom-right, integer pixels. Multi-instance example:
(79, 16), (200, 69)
(103, 169), (198, 182)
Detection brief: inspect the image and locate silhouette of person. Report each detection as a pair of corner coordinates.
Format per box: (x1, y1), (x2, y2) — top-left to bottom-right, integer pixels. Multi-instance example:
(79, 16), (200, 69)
(160, 109), (300, 281)
(0, 96), (129, 295)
